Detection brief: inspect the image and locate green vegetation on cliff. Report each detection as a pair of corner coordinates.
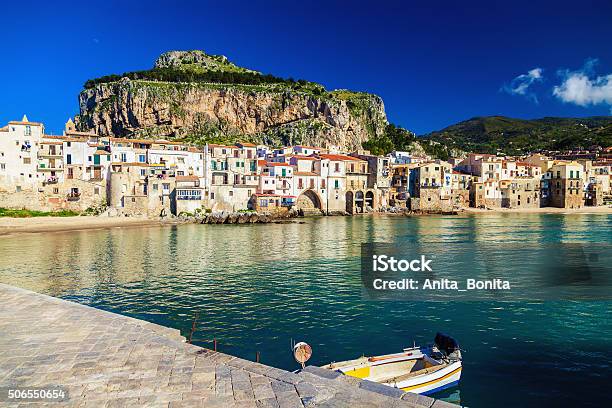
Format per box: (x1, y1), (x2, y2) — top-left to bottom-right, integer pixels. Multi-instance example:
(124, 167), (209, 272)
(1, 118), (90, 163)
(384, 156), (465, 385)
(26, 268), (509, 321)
(83, 49), (327, 96)
(425, 116), (612, 155)
(362, 124), (416, 155)
(83, 67), (328, 94)
(362, 124), (455, 160)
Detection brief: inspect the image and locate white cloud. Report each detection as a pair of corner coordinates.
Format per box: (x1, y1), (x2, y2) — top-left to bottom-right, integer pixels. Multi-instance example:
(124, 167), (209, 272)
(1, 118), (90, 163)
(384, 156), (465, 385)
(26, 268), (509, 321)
(502, 68), (543, 103)
(553, 59), (612, 108)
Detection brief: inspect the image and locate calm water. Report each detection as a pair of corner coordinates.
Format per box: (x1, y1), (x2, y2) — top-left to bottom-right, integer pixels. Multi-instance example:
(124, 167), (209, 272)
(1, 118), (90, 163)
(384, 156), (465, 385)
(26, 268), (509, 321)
(0, 214), (610, 407)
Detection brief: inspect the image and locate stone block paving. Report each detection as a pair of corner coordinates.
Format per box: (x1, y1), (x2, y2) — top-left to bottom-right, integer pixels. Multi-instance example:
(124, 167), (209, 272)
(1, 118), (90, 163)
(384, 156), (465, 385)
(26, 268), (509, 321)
(0, 284), (457, 407)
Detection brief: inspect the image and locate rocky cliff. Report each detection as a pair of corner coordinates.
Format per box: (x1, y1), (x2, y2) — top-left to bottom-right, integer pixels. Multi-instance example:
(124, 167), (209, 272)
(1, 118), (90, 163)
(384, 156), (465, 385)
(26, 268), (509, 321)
(76, 51), (388, 150)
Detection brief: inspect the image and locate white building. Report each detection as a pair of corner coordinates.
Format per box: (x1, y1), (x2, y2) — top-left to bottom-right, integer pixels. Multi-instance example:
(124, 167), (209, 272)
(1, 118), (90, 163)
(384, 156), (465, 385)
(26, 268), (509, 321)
(0, 115), (44, 191)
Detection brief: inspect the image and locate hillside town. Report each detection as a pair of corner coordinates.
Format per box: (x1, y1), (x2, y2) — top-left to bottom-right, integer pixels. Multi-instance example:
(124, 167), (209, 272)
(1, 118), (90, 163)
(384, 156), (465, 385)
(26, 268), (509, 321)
(1, 115), (611, 218)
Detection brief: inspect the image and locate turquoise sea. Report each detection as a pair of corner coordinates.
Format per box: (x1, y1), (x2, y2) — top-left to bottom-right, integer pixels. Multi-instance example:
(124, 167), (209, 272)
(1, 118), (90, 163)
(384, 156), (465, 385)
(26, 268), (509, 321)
(0, 213), (610, 407)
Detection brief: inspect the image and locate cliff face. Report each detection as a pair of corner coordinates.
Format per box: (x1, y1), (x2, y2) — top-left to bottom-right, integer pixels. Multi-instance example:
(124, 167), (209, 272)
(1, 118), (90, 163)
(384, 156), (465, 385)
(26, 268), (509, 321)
(76, 52), (388, 150)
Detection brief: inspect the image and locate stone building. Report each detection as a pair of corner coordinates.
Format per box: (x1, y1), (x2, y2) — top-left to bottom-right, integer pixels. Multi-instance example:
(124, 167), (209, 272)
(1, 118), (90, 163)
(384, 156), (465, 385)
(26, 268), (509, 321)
(500, 177), (540, 209)
(470, 179), (502, 208)
(109, 163), (175, 217)
(547, 161), (584, 209)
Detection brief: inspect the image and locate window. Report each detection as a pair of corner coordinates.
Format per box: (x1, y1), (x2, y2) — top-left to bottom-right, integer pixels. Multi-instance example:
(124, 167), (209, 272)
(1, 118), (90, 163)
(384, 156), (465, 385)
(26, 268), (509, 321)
(139, 154), (146, 163)
(0, 164), (5, 170)
(334, 180), (339, 189)
(23, 158), (31, 164)
(16, 186), (21, 192)
(334, 163), (340, 172)
(121, 153), (127, 162)
(25, 125), (31, 136)
(570, 170), (574, 178)
(140, 169), (146, 176)
(211, 192), (215, 199)
(94, 187), (100, 195)
(66, 154), (72, 165)
(153, 184), (158, 191)
(229, 190), (233, 197)
(321, 179), (326, 189)
(298, 178), (303, 189)
(53, 188), (59, 194)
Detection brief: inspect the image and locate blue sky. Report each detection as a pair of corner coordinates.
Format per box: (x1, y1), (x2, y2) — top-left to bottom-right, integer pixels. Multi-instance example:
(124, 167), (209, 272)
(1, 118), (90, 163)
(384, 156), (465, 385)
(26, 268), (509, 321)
(1, 0), (611, 135)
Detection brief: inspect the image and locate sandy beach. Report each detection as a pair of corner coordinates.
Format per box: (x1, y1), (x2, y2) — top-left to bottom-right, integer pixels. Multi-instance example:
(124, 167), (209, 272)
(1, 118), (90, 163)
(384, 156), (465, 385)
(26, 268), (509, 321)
(0, 206), (610, 236)
(0, 216), (170, 236)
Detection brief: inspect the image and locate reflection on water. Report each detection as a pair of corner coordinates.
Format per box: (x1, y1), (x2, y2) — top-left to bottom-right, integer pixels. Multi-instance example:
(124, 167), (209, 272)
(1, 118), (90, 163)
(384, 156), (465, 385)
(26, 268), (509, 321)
(0, 214), (610, 408)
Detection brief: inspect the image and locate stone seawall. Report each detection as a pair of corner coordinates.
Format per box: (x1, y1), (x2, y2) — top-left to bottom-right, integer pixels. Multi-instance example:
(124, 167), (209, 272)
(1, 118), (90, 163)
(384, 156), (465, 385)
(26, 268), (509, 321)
(0, 284), (457, 407)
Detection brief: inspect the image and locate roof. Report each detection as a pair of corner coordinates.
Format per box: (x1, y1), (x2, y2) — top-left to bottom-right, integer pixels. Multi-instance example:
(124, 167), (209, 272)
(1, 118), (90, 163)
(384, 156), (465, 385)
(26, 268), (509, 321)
(293, 171), (318, 176)
(254, 193), (281, 197)
(237, 142), (256, 147)
(319, 153), (362, 162)
(65, 130), (98, 137)
(94, 149), (111, 155)
(208, 143), (236, 149)
(294, 145), (322, 150)
(8, 121), (43, 127)
(110, 137), (153, 144)
(257, 160), (267, 166)
(265, 162), (291, 167)
(111, 162), (150, 167)
(176, 175), (200, 182)
(515, 161), (538, 167)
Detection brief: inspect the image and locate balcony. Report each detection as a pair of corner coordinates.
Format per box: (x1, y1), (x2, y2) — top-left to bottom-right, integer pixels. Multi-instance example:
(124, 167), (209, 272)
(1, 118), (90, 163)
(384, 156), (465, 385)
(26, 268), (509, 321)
(38, 152), (62, 158)
(37, 165), (63, 172)
(66, 192), (81, 201)
(177, 195), (202, 201)
(43, 177), (59, 186)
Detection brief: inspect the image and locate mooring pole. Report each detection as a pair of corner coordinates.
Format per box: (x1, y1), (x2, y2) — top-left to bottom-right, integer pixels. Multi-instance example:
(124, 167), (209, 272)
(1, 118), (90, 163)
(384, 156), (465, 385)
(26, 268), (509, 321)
(256, 351), (260, 363)
(188, 311), (199, 344)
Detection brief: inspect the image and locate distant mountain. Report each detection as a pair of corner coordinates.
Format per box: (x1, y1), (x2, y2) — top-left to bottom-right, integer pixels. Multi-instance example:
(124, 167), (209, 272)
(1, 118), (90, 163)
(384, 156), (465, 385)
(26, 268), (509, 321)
(424, 116), (612, 155)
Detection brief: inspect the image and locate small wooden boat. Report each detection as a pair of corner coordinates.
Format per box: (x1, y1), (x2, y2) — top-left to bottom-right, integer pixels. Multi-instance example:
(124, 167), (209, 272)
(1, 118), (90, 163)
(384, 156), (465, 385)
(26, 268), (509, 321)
(322, 333), (462, 395)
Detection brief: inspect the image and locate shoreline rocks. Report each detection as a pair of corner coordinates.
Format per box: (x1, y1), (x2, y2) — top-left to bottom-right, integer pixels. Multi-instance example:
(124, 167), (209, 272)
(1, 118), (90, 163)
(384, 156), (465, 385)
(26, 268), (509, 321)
(177, 208), (302, 224)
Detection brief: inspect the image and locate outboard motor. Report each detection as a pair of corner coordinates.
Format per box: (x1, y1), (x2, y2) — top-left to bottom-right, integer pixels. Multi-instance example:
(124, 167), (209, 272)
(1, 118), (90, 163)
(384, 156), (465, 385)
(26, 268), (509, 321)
(434, 332), (462, 361)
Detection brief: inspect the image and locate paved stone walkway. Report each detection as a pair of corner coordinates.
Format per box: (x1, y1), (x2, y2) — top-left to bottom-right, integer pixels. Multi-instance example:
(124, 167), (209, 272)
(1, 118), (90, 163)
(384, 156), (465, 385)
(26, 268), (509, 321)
(0, 284), (457, 407)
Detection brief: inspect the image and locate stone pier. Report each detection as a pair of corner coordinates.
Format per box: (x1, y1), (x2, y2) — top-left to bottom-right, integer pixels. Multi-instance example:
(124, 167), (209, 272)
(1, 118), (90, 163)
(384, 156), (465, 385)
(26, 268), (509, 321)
(0, 284), (457, 407)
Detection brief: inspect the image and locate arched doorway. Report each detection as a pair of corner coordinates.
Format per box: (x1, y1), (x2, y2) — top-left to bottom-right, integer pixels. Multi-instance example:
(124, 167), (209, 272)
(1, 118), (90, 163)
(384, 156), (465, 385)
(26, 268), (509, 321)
(296, 190), (322, 212)
(355, 191), (364, 213)
(365, 191), (374, 210)
(345, 191), (354, 214)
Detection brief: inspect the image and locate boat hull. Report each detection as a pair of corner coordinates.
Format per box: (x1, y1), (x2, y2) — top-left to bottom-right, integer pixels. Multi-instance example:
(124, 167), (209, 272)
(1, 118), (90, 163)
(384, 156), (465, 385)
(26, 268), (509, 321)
(396, 361), (462, 395)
